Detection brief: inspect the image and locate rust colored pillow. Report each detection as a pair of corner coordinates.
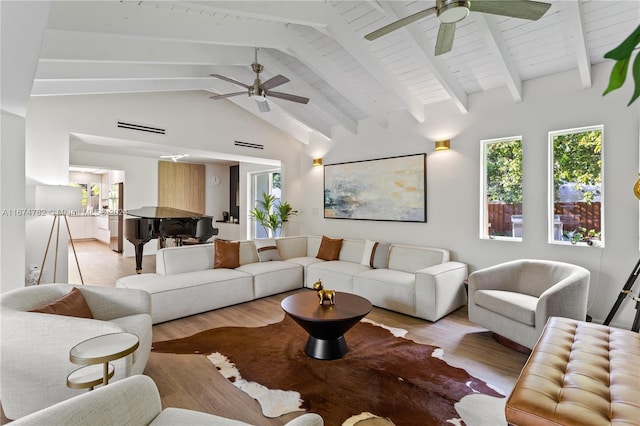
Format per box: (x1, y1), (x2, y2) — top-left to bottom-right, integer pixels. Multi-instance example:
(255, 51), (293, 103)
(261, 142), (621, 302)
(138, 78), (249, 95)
(30, 287), (93, 319)
(214, 239), (240, 268)
(316, 236), (343, 261)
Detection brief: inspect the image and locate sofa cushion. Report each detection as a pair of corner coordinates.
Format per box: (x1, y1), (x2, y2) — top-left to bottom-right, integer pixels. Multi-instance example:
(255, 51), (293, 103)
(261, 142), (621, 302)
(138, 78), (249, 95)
(29, 287), (93, 319)
(214, 239), (240, 269)
(236, 261), (303, 298)
(474, 289), (537, 326)
(152, 408), (252, 426)
(254, 238), (281, 262)
(316, 236), (343, 261)
(354, 269), (416, 315)
(307, 261), (370, 292)
(387, 245), (449, 273)
(360, 240), (391, 269)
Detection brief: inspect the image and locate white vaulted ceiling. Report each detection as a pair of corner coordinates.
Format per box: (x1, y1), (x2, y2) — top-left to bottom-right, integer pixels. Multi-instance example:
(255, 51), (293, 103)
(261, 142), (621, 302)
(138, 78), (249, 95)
(33, 0), (639, 145)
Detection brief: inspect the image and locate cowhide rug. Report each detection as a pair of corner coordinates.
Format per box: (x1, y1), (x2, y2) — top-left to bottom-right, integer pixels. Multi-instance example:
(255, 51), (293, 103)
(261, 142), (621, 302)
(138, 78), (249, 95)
(152, 316), (505, 425)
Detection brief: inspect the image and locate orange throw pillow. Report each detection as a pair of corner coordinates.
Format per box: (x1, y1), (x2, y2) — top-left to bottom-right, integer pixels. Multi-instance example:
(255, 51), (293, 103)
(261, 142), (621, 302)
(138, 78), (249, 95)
(214, 239), (240, 268)
(30, 287), (93, 319)
(316, 236), (343, 261)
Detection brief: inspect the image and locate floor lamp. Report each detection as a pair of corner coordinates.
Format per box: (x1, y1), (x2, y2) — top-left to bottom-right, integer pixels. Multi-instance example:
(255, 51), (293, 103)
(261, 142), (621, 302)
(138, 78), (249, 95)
(35, 185), (84, 285)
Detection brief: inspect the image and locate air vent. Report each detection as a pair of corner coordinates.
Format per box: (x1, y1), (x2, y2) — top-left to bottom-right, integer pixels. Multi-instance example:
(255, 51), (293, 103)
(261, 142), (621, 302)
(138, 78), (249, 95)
(117, 121), (166, 135)
(234, 141), (264, 150)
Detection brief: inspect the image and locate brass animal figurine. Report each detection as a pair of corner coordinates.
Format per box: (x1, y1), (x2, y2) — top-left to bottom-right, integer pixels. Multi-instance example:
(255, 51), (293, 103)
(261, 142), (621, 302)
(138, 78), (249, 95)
(312, 279), (335, 305)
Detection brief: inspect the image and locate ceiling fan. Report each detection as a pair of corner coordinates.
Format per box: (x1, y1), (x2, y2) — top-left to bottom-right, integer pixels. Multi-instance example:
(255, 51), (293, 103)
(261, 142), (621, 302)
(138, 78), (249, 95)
(209, 48), (310, 113)
(365, 0), (552, 56)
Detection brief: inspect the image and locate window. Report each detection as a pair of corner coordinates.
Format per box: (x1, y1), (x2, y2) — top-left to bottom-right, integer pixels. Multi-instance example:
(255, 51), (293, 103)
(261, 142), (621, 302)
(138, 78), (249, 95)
(250, 170), (281, 239)
(549, 125), (603, 246)
(69, 182), (100, 214)
(480, 137), (523, 240)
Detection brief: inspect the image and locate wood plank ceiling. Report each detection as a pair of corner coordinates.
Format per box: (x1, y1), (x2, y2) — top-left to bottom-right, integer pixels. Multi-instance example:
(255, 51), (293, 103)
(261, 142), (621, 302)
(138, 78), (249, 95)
(34, 1), (639, 146)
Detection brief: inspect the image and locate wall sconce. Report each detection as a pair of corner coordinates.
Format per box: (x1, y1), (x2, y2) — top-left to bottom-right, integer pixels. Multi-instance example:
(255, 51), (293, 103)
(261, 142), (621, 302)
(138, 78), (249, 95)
(312, 158), (323, 167)
(434, 140), (450, 151)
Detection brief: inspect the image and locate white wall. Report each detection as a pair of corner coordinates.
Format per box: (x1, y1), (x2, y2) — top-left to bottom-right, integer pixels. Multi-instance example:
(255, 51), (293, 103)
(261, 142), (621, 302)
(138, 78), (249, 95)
(24, 90), (302, 279)
(299, 63), (640, 328)
(206, 164), (231, 221)
(0, 112), (27, 292)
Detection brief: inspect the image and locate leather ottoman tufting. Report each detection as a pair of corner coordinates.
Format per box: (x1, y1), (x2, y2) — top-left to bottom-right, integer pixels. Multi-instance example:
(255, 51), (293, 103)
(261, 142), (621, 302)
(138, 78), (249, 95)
(505, 316), (640, 426)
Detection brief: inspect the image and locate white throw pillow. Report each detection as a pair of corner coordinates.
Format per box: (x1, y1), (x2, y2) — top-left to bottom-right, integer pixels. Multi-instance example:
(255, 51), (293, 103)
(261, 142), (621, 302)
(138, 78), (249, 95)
(254, 238), (281, 262)
(361, 240), (376, 266)
(360, 240), (391, 269)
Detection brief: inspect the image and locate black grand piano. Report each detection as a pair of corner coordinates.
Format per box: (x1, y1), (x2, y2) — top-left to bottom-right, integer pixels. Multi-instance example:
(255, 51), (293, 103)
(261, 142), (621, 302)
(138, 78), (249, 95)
(125, 206), (217, 273)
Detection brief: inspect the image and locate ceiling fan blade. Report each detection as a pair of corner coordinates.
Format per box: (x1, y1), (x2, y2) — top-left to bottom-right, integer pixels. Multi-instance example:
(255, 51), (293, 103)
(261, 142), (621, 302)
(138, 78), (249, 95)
(267, 91), (310, 104)
(257, 100), (270, 113)
(469, 0), (551, 21)
(259, 75), (289, 91)
(209, 92), (246, 99)
(365, 6), (437, 41)
(435, 23), (456, 56)
(209, 74), (250, 89)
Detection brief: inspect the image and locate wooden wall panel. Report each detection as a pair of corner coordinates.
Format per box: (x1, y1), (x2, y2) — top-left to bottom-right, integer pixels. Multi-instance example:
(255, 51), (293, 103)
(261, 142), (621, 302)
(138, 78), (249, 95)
(158, 161), (205, 214)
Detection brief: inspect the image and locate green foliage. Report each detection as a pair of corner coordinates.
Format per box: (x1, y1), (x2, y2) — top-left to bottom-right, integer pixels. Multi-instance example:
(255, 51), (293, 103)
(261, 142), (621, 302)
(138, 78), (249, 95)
(564, 227), (601, 245)
(552, 130), (602, 203)
(486, 139), (523, 204)
(248, 192), (297, 237)
(603, 24), (640, 106)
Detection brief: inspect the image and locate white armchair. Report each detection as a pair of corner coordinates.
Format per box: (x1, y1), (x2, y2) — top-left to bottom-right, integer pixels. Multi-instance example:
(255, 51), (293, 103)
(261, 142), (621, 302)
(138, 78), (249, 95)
(1, 284), (152, 419)
(467, 259), (590, 350)
(10, 375), (324, 426)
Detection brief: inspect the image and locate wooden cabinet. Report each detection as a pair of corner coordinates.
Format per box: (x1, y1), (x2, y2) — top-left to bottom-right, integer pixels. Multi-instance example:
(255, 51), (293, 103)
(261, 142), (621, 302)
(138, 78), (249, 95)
(66, 216), (93, 240)
(95, 216), (110, 244)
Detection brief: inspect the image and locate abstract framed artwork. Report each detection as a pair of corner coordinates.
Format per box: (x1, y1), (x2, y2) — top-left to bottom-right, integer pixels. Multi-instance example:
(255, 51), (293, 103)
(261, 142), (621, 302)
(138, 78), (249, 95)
(324, 153), (427, 222)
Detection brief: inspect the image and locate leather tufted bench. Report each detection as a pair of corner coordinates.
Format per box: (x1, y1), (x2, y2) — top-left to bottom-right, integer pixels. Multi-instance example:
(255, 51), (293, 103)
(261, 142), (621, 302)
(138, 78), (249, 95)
(505, 316), (640, 426)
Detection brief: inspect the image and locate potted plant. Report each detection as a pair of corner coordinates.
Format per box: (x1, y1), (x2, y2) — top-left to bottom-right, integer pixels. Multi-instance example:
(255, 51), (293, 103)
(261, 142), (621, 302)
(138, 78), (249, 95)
(248, 192), (298, 238)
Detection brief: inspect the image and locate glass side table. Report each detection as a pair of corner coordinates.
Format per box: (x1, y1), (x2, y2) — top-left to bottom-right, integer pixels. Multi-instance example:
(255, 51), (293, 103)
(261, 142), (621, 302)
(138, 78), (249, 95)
(67, 332), (139, 390)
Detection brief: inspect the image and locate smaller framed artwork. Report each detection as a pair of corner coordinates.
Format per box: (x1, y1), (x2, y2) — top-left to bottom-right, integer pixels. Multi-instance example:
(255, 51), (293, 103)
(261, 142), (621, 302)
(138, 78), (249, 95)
(324, 153), (427, 222)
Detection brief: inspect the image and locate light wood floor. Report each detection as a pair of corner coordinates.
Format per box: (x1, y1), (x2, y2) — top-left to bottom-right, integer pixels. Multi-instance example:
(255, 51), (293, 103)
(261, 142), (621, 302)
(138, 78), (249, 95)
(67, 239), (155, 286)
(2, 240), (529, 424)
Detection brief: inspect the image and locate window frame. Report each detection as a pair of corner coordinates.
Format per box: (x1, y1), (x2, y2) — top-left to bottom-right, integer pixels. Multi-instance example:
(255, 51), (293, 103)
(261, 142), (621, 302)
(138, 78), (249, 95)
(479, 136), (524, 241)
(249, 169), (281, 239)
(547, 124), (604, 247)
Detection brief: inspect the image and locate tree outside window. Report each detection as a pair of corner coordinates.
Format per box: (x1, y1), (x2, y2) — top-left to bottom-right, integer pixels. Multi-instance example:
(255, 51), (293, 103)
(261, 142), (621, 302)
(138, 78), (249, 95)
(549, 126), (603, 245)
(480, 137), (523, 240)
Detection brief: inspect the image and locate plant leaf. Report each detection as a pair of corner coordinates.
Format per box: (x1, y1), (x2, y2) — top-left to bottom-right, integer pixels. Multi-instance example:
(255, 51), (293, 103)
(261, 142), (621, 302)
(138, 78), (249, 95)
(602, 57), (630, 96)
(604, 24), (640, 60)
(628, 52), (640, 106)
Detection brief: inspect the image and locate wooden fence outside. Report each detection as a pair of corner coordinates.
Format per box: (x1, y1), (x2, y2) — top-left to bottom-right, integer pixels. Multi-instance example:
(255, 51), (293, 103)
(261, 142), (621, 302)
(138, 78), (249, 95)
(487, 202), (601, 237)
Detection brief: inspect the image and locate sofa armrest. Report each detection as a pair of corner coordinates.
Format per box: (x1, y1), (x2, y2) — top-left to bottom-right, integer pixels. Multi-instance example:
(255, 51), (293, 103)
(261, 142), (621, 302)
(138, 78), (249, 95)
(79, 285), (152, 321)
(415, 261), (468, 321)
(536, 272), (590, 330)
(285, 413), (324, 426)
(467, 261), (523, 293)
(10, 375), (162, 426)
(0, 311), (131, 418)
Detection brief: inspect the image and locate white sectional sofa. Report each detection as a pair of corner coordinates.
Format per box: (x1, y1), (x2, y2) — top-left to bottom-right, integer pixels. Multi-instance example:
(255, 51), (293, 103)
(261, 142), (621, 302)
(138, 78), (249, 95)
(116, 235), (468, 324)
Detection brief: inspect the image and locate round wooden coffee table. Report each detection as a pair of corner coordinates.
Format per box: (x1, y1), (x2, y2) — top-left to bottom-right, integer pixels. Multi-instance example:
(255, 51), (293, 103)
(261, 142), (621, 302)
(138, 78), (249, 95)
(281, 291), (372, 360)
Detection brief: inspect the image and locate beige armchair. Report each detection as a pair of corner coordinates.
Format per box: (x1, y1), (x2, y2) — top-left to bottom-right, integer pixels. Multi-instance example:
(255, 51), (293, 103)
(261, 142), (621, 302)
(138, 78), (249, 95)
(467, 259), (590, 350)
(1, 284), (152, 419)
(11, 375), (324, 426)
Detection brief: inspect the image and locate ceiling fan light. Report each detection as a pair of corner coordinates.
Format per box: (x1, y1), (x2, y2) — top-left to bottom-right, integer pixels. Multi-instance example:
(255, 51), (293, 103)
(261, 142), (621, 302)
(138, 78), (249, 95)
(438, 0), (470, 24)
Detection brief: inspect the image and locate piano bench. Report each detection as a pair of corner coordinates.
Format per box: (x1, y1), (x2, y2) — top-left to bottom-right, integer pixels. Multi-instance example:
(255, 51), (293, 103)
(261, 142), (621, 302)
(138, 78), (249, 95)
(505, 317), (640, 426)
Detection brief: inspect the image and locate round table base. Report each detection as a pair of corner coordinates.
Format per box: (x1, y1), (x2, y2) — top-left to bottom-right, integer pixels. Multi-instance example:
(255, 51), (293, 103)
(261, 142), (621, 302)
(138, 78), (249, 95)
(305, 335), (348, 360)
